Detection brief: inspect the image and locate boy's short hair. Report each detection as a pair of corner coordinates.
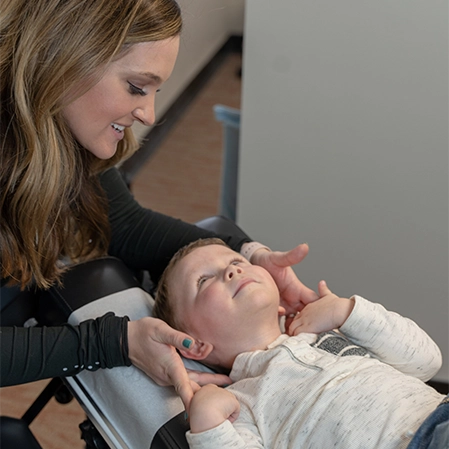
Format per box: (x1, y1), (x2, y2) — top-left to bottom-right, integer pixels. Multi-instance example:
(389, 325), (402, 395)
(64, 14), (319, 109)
(153, 237), (229, 331)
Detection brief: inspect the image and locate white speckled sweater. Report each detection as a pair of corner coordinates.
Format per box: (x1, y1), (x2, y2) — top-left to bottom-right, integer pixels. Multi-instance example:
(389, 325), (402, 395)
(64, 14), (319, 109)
(186, 296), (444, 449)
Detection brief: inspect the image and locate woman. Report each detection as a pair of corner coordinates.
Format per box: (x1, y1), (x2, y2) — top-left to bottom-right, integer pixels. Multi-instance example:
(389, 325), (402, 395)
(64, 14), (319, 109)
(0, 0), (317, 411)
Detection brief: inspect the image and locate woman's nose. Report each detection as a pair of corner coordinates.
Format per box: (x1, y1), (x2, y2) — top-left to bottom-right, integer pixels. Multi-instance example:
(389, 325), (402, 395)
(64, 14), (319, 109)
(132, 99), (156, 126)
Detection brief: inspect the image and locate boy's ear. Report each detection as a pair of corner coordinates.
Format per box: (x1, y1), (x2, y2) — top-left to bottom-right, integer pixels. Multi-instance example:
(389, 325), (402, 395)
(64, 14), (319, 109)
(179, 339), (214, 361)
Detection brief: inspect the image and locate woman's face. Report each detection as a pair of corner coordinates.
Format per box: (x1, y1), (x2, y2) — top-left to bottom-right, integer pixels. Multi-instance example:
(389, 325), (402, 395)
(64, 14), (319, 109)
(62, 37), (180, 159)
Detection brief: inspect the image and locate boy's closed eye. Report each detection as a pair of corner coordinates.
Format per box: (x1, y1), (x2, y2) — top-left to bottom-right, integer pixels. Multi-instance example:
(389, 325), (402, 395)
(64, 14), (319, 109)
(196, 258), (247, 289)
(197, 275), (210, 288)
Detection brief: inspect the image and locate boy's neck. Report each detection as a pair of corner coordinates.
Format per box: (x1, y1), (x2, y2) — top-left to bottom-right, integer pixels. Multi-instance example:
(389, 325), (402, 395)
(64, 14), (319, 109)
(208, 325), (283, 370)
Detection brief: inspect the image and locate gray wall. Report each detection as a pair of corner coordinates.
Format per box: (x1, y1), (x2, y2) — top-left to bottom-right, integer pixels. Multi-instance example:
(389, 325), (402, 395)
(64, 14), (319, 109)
(238, 0), (448, 382)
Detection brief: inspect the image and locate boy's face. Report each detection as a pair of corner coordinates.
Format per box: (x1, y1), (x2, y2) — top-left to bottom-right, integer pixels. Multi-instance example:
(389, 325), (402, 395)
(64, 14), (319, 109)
(169, 244), (281, 353)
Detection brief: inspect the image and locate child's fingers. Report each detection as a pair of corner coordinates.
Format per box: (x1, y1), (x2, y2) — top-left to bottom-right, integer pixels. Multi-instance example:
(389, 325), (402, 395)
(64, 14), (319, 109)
(318, 280), (332, 297)
(286, 313), (303, 336)
(284, 313), (296, 333)
(228, 398), (241, 424)
(190, 380), (202, 394)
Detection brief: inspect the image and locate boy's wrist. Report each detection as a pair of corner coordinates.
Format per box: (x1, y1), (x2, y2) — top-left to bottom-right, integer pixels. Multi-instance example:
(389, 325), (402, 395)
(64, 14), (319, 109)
(336, 297), (356, 328)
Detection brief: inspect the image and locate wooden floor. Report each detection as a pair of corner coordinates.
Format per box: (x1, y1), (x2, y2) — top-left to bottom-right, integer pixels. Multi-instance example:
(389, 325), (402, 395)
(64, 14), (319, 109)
(0, 52), (242, 449)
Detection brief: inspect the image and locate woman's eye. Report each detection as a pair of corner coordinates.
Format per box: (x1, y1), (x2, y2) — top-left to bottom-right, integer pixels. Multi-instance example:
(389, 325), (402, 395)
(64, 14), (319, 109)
(128, 82), (146, 96)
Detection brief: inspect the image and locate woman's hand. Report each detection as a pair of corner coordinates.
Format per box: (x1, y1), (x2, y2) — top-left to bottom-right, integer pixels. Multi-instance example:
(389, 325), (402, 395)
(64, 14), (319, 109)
(287, 280), (355, 335)
(187, 369), (231, 389)
(249, 243), (319, 315)
(127, 317), (230, 412)
(189, 384), (240, 434)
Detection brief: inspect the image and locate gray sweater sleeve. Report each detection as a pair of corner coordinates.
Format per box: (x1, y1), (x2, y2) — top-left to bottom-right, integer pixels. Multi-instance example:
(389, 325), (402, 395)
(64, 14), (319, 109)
(340, 295), (442, 381)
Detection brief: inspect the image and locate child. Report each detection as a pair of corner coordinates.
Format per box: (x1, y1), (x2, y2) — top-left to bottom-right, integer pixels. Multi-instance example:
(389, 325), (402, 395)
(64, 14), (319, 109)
(153, 238), (447, 449)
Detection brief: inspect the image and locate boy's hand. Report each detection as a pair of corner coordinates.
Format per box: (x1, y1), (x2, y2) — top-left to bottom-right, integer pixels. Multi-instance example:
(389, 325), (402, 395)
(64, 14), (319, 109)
(287, 281), (355, 336)
(189, 384), (240, 434)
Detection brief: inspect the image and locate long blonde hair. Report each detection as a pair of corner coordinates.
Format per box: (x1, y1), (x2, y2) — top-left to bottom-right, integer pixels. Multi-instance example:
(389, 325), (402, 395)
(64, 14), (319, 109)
(0, 0), (182, 289)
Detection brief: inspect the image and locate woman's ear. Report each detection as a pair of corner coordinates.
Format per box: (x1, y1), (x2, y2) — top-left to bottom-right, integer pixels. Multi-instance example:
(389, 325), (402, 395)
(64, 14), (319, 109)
(179, 340), (214, 361)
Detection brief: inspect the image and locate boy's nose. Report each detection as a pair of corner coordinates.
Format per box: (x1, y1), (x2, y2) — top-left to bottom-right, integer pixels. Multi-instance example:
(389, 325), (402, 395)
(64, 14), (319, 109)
(226, 265), (242, 280)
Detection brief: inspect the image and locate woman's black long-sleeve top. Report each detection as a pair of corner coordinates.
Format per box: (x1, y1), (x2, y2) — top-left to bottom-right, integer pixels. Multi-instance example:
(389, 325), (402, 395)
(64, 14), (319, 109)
(0, 167), (250, 386)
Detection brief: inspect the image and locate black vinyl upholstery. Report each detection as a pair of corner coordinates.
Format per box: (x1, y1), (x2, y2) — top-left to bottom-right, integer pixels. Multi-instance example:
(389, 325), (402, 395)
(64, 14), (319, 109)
(37, 256), (141, 326)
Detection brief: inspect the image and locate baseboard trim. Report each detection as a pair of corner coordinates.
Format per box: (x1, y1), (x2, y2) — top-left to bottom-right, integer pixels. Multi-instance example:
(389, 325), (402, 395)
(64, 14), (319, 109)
(120, 35), (243, 185)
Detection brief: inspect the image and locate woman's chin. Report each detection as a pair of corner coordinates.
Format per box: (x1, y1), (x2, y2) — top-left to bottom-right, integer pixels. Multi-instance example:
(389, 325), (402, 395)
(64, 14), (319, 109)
(85, 144), (118, 160)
